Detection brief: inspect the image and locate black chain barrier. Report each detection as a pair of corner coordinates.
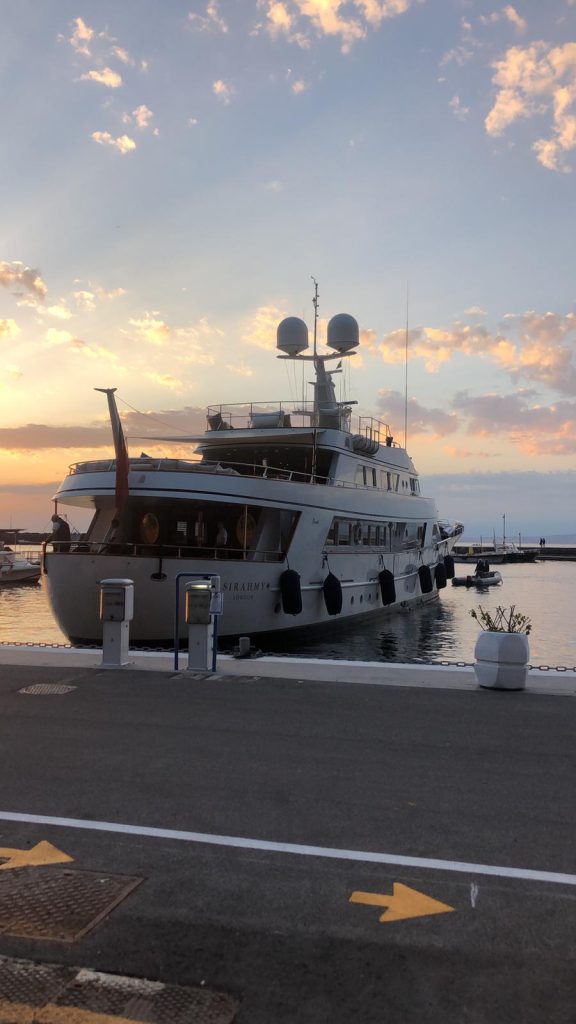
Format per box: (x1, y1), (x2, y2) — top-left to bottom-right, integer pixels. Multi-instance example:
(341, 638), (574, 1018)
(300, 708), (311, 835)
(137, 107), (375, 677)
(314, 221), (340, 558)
(1, 640), (575, 672)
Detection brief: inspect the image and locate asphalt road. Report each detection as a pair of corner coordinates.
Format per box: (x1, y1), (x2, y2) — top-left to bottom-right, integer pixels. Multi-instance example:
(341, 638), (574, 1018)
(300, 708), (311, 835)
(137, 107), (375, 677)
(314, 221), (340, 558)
(0, 663), (575, 1023)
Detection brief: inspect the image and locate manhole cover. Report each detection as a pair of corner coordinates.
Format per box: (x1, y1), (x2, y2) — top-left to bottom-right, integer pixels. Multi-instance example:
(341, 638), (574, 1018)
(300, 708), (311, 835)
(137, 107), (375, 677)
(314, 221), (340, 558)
(0, 868), (143, 941)
(19, 684), (77, 695)
(0, 957), (239, 1023)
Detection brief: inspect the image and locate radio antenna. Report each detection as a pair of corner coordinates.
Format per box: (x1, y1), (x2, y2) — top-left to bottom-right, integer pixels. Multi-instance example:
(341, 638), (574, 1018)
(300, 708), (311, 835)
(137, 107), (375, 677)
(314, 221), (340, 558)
(311, 276), (319, 364)
(404, 282), (409, 450)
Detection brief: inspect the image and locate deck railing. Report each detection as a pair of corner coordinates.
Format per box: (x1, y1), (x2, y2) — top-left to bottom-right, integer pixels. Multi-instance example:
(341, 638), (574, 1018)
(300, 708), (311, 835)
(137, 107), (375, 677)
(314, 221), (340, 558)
(44, 540), (285, 562)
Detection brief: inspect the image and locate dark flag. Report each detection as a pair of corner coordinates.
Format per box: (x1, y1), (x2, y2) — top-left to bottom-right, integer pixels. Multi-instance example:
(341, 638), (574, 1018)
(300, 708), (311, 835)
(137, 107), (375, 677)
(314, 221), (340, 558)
(95, 388), (129, 511)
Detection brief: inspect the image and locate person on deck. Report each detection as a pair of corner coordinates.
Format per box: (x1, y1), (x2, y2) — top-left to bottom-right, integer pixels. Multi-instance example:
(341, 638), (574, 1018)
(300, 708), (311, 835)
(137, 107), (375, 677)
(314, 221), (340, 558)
(50, 514), (71, 553)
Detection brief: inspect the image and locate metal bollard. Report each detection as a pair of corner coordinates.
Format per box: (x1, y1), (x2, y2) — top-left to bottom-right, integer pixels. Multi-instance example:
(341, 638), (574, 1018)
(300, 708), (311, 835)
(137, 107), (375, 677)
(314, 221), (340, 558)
(99, 579), (134, 668)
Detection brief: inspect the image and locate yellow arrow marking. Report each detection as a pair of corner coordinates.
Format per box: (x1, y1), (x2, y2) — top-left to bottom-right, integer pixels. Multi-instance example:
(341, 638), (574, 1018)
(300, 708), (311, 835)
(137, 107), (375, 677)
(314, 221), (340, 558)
(350, 883), (455, 923)
(0, 841), (73, 871)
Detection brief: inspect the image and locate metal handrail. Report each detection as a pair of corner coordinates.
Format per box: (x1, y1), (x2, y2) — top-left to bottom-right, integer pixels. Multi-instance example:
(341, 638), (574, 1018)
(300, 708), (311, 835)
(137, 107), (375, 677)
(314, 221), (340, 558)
(43, 540), (286, 562)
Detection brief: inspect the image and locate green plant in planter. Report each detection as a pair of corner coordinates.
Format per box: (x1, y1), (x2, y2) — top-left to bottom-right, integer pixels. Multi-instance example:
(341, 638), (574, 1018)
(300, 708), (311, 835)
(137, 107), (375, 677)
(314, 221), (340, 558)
(470, 604), (531, 635)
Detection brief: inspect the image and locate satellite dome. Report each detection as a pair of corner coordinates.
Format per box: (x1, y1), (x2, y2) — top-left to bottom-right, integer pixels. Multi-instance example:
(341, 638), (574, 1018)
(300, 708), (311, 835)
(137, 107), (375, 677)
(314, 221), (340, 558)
(277, 316), (309, 355)
(327, 313), (359, 353)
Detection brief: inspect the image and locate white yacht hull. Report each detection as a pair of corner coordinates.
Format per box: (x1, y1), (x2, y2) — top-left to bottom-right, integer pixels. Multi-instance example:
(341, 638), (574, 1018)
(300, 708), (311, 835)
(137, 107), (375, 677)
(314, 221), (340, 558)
(44, 540), (454, 646)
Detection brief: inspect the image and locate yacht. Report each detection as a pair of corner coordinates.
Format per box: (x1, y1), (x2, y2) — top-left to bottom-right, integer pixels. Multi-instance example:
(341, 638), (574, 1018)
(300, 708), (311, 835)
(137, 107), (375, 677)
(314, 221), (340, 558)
(43, 305), (463, 646)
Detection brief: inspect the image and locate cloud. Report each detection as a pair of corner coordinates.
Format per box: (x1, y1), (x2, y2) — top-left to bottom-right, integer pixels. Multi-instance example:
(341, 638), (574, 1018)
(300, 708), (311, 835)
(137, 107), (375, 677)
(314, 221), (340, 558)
(485, 42), (576, 172)
(188, 2), (228, 33)
(377, 389), (459, 438)
(479, 6), (526, 32)
(128, 313), (171, 345)
(449, 95), (470, 120)
(213, 79), (235, 104)
(442, 446), (499, 459)
(464, 305), (487, 317)
(243, 304), (287, 350)
(133, 104), (154, 128)
(453, 389), (576, 455)
(81, 67), (123, 88)
(291, 78), (308, 94)
(68, 17), (94, 57)
(257, 0), (417, 53)
(226, 363), (254, 376)
(376, 311), (576, 394)
(74, 290), (97, 312)
(44, 303), (73, 320)
(145, 372), (183, 390)
(91, 131), (136, 154)
(111, 46), (135, 65)
(0, 319), (21, 341)
(0, 261), (47, 302)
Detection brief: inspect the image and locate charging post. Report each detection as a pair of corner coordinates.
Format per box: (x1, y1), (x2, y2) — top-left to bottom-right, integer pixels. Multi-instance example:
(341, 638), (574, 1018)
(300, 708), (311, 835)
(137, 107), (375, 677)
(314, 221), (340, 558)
(184, 576), (222, 672)
(99, 578), (134, 668)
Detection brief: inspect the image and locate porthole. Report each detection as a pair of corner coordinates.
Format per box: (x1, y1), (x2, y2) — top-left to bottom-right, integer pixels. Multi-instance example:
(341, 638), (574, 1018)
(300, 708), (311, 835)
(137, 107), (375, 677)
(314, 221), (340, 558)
(360, 594), (363, 603)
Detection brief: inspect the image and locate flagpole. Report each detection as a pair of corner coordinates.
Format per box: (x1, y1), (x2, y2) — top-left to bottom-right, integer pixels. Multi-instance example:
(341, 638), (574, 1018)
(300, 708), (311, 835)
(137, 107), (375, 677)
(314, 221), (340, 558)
(95, 388), (130, 512)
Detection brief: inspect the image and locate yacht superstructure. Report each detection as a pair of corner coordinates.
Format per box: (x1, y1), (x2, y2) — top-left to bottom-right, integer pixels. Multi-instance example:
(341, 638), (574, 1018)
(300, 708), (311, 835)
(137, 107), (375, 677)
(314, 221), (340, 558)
(43, 304), (462, 645)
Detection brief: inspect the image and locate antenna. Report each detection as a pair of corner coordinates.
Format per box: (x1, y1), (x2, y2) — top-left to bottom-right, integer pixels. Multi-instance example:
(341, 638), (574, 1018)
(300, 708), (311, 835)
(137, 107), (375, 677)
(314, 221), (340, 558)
(311, 276), (319, 364)
(404, 282), (409, 450)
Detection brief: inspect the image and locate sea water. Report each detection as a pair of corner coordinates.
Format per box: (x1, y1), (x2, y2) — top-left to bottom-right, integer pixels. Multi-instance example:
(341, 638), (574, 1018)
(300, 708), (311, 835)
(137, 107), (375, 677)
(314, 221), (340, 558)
(1, 559), (575, 668)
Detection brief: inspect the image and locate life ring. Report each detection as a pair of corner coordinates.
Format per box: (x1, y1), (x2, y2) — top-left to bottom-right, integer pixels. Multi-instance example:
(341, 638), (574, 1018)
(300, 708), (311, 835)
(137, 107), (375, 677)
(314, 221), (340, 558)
(353, 523), (363, 545)
(140, 512), (160, 545)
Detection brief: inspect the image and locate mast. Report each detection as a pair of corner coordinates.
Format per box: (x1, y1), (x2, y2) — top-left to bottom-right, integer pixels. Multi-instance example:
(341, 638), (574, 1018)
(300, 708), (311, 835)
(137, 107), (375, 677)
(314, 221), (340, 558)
(404, 282), (409, 450)
(311, 276), (319, 482)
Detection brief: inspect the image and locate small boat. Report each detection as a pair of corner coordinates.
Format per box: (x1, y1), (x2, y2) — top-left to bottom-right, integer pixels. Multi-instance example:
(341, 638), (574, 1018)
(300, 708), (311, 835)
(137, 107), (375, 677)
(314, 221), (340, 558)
(452, 570), (502, 588)
(0, 549), (41, 586)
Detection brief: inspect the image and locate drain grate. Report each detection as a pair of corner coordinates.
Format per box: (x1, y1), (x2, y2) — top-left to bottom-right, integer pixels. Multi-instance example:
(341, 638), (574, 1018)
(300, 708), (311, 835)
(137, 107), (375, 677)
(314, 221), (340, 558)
(0, 957), (239, 1023)
(18, 684), (77, 695)
(0, 868), (143, 941)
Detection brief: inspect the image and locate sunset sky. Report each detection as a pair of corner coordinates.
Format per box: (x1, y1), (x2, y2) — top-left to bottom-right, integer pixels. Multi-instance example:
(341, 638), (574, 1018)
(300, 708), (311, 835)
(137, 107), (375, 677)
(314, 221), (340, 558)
(1, 0), (576, 536)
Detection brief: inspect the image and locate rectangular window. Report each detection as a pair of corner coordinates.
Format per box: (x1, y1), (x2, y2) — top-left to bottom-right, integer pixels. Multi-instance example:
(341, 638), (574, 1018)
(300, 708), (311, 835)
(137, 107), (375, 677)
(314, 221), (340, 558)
(392, 473), (400, 492)
(355, 466), (364, 486)
(338, 521), (352, 546)
(371, 468), (377, 487)
(325, 520), (337, 546)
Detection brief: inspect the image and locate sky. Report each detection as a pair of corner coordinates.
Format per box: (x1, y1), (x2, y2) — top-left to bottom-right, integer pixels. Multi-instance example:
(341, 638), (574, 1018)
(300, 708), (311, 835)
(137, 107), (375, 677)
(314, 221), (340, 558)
(1, 0), (576, 536)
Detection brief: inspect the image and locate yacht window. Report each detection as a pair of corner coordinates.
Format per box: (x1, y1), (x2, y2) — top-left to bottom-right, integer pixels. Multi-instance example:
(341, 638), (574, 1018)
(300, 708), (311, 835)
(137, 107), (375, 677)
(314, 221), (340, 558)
(371, 468), (377, 487)
(391, 473), (399, 492)
(355, 466), (365, 486)
(325, 521), (337, 546)
(338, 521), (352, 546)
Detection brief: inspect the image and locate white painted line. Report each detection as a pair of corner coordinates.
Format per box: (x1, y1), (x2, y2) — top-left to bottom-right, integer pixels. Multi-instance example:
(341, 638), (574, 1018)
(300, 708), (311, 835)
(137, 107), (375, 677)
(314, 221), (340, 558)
(0, 810), (575, 887)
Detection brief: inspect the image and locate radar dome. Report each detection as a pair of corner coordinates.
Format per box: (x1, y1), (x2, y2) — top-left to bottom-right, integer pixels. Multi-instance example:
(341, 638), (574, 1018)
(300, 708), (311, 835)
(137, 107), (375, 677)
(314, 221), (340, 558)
(277, 316), (309, 355)
(327, 313), (359, 353)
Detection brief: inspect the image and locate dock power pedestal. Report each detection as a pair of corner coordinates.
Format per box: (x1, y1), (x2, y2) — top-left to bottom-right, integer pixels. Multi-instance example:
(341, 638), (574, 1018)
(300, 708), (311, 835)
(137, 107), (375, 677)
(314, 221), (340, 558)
(184, 576), (222, 672)
(99, 578), (134, 668)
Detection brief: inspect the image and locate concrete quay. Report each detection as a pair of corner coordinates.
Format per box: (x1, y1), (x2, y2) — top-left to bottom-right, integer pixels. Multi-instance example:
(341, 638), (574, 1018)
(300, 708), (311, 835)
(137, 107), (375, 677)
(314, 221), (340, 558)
(0, 648), (575, 1023)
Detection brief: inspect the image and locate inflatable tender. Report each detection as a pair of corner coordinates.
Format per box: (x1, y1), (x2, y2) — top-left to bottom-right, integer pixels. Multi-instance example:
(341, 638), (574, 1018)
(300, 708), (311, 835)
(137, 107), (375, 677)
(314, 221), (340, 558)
(378, 569), (396, 606)
(323, 572), (343, 616)
(280, 569), (302, 615)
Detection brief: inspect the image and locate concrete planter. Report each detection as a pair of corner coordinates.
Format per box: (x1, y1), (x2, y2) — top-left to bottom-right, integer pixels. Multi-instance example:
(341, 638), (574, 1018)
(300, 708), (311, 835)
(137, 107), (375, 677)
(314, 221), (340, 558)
(474, 630), (530, 690)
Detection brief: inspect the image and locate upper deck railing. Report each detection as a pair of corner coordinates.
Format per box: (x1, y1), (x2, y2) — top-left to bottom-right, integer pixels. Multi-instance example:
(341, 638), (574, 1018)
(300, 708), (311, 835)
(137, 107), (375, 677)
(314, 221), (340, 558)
(205, 401), (395, 441)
